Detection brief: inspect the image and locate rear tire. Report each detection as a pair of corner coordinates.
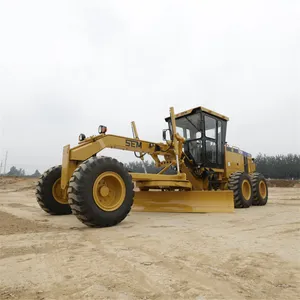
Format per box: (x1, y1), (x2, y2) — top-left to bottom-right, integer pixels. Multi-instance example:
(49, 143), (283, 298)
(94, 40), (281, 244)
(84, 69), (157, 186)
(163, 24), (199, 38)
(251, 173), (268, 206)
(36, 165), (72, 215)
(228, 172), (253, 208)
(67, 156), (134, 227)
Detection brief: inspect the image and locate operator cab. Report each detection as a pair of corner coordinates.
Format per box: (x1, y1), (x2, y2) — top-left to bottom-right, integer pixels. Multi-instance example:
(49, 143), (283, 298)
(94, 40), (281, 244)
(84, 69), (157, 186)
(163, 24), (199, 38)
(165, 106), (228, 169)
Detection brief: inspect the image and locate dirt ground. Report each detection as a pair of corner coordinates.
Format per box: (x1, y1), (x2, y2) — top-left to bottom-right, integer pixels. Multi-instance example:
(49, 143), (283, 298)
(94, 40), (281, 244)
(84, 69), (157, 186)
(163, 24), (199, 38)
(0, 177), (299, 300)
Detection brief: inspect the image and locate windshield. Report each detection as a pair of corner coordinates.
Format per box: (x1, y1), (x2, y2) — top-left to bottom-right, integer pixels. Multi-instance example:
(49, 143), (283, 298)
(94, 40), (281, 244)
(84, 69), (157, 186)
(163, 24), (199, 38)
(171, 113), (202, 140)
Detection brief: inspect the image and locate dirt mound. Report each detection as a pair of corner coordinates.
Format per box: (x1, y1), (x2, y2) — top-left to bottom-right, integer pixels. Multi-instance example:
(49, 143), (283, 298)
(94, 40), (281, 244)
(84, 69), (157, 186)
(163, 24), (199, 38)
(0, 176), (37, 191)
(0, 211), (53, 235)
(0, 176), (20, 186)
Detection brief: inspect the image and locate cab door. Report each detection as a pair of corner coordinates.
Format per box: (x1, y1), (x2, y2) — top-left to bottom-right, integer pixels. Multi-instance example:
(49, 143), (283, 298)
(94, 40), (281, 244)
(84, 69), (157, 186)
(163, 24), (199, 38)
(203, 114), (226, 169)
(184, 131), (203, 165)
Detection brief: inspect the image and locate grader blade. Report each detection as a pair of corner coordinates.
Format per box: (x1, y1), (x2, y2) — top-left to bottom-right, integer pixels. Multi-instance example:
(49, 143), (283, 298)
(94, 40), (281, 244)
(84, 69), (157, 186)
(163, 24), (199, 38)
(132, 190), (234, 213)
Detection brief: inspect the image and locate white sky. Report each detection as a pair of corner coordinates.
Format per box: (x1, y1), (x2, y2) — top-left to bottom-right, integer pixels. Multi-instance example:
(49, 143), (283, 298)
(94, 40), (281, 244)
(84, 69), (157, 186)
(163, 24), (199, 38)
(0, 0), (299, 174)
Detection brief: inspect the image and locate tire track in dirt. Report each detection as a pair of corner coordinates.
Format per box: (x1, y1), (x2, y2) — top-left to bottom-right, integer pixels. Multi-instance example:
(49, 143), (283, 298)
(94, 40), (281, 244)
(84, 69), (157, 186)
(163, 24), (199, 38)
(80, 235), (237, 299)
(1, 185), (299, 299)
(82, 228), (300, 300)
(65, 240), (170, 299)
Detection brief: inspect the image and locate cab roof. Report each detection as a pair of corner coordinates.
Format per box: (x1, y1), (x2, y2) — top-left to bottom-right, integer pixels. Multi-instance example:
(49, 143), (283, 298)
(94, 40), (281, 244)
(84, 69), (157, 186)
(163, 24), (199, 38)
(165, 106), (229, 121)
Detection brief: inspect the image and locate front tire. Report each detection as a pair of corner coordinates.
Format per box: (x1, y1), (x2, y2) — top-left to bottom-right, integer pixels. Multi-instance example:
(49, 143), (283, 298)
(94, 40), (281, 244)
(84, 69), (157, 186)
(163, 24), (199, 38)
(251, 173), (268, 206)
(36, 165), (72, 215)
(67, 156), (134, 227)
(228, 172), (253, 208)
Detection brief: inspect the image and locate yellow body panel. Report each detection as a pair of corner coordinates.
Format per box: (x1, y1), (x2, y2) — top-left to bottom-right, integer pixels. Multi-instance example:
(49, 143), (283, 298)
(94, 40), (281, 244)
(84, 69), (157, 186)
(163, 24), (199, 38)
(133, 173), (192, 190)
(61, 145), (78, 190)
(136, 180), (192, 190)
(248, 157), (256, 173)
(180, 164), (205, 190)
(224, 148), (245, 178)
(132, 190), (234, 213)
(224, 146), (256, 179)
(70, 134), (174, 161)
(131, 173), (186, 182)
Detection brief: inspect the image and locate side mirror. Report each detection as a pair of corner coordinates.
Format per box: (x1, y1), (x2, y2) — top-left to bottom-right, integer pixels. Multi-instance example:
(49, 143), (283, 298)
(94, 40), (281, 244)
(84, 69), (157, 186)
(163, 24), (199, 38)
(162, 129), (171, 141)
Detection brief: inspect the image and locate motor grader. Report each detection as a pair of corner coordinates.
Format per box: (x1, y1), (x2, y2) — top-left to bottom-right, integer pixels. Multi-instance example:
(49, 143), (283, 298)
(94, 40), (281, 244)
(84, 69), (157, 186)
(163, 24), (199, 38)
(36, 106), (268, 227)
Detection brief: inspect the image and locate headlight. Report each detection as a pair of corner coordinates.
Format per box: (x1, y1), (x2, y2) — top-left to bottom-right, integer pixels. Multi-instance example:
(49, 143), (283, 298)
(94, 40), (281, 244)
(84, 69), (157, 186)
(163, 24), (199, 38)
(79, 133), (86, 141)
(98, 125), (107, 134)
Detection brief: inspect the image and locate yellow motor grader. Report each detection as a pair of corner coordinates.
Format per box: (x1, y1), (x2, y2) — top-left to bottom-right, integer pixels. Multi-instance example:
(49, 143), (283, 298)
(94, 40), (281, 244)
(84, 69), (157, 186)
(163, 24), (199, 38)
(36, 106), (268, 227)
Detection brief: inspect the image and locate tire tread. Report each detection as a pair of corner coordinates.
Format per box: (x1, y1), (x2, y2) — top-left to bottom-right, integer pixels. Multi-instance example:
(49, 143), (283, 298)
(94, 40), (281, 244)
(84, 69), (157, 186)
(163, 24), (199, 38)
(68, 156), (134, 227)
(35, 165), (71, 215)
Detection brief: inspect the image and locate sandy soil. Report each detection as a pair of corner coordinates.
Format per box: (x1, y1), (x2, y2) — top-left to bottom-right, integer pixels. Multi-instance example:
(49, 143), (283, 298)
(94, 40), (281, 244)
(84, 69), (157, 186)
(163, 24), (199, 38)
(0, 177), (299, 300)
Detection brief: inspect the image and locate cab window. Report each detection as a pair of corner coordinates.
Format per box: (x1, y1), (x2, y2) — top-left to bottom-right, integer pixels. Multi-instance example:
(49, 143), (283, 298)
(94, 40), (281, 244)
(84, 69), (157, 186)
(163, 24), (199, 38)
(205, 116), (216, 139)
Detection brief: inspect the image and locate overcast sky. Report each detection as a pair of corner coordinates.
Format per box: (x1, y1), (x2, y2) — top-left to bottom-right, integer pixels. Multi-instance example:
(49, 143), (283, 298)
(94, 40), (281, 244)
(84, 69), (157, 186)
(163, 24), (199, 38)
(0, 0), (299, 174)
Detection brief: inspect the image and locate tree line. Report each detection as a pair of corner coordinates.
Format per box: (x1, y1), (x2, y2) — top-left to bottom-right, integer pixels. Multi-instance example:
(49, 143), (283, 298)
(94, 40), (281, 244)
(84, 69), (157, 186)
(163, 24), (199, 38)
(1, 166), (41, 177)
(254, 153), (300, 179)
(1, 153), (299, 179)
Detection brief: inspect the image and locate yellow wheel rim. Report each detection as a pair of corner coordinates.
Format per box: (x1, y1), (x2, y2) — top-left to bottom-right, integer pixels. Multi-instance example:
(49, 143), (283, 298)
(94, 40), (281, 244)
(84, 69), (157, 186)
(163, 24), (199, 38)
(259, 181), (267, 198)
(52, 178), (68, 204)
(93, 171), (126, 211)
(242, 179), (251, 201)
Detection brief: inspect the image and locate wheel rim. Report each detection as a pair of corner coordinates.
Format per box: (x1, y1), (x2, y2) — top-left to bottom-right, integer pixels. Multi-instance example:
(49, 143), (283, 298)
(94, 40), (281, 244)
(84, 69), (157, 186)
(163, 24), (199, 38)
(52, 178), (68, 204)
(259, 180), (267, 198)
(93, 171), (126, 211)
(242, 179), (251, 201)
